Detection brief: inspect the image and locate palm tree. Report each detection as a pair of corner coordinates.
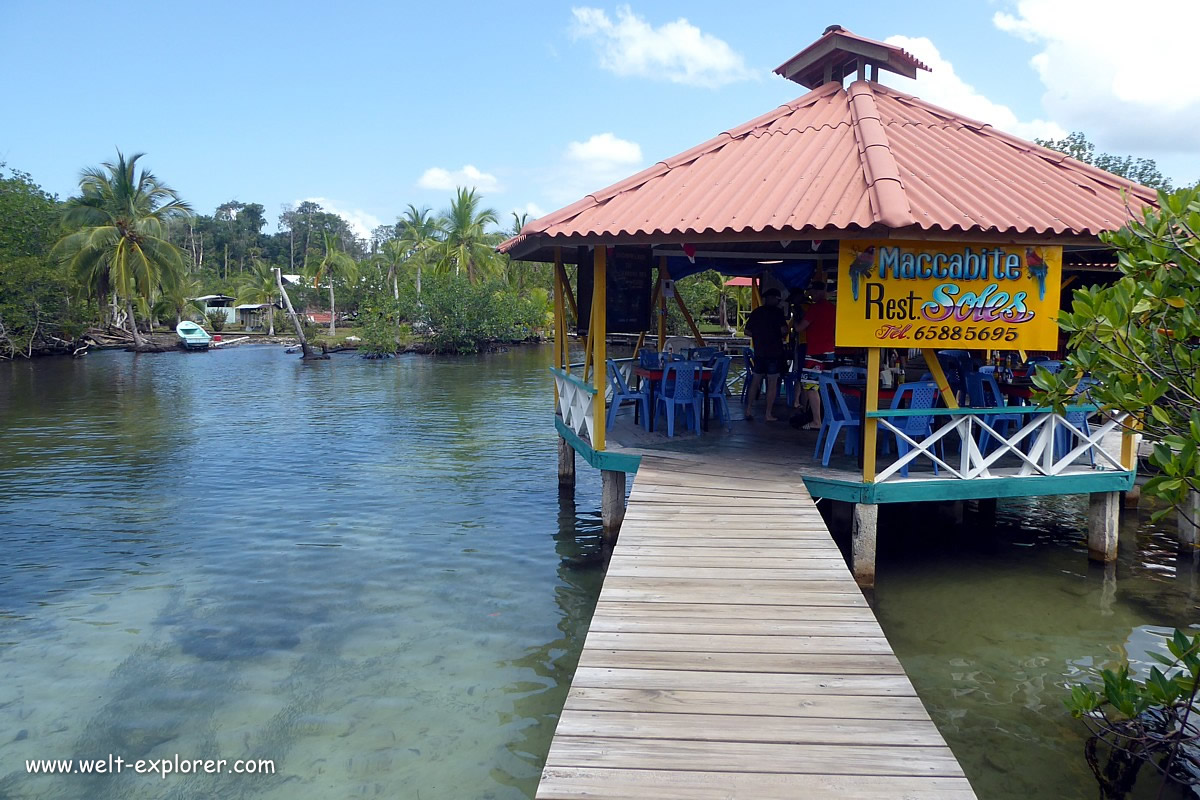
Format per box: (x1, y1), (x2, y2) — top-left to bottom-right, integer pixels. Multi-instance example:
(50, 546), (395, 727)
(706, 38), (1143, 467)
(53, 150), (192, 347)
(153, 276), (206, 327)
(308, 232), (358, 337)
(374, 239), (407, 300)
(397, 204), (440, 297)
(237, 260), (279, 335)
(437, 188), (499, 284)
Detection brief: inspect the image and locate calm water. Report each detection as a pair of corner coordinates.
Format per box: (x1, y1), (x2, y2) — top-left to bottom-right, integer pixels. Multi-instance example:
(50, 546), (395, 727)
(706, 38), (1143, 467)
(1, 345), (1196, 799)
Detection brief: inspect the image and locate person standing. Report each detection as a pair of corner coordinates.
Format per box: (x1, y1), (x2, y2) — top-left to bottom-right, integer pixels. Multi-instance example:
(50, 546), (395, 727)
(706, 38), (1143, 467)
(801, 287), (837, 429)
(743, 288), (788, 422)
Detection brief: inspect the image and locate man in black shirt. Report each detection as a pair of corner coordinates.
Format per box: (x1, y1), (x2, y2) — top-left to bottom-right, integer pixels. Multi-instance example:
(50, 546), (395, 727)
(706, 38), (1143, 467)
(743, 288), (788, 421)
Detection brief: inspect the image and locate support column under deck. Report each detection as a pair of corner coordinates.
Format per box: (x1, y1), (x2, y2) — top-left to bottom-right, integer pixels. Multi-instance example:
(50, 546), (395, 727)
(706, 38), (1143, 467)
(557, 435), (575, 489)
(852, 503), (878, 588)
(601, 469), (626, 538)
(1088, 491), (1120, 562)
(1179, 491), (1199, 548)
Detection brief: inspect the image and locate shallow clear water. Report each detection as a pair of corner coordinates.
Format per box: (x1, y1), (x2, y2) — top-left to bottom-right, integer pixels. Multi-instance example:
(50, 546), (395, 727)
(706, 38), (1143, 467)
(871, 499), (1200, 799)
(0, 345), (605, 799)
(1, 345), (1197, 799)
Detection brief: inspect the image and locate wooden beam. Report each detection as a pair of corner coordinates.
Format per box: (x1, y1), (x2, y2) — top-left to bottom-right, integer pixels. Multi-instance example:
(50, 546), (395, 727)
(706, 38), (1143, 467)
(553, 247), (564, 404)
(863, 348), (880, 483)
(556, 258), (580, 320)
(922, 349), (959, 409)
(1120, 418), (1140, 471)
(592, 245), (607, 451)
(634, 275), (663, 354)
(658, 258), (669, 351)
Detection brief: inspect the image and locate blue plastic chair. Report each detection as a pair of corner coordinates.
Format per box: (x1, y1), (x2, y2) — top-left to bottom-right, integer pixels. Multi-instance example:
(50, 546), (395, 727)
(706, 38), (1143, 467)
(686, 346), (718, 364)
(885, 381), (942, 476)
(636, 348), (660, 369)
(965, 372), (1024, 454)
(739, 348), (755, 404)
(813, 375), (861, 466)
(1056, 377), (1097, 464)
(705, 355), (733, 424)
(656, 361), (703, 437)
(606, 359), (649, 431)
(831, 365), (867, 383)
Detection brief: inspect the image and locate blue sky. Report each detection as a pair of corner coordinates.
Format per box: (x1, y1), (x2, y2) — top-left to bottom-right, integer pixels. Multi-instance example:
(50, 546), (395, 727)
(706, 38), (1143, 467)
(2, 1), (1196, 238)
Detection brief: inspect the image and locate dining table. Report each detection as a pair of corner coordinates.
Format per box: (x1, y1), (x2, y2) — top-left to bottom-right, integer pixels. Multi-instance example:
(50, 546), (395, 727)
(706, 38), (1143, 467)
(633, 364), (714, 433)
(836, 381), (899, 469)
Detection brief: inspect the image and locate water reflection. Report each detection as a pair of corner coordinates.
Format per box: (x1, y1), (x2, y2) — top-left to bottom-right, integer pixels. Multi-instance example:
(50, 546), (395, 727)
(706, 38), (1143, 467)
(873, 497), (1200, 800)
(0, 345), (604, 800)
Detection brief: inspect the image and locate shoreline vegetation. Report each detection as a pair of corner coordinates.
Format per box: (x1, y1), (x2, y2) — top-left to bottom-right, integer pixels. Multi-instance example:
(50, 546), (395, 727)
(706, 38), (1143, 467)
(0, 155), (729, 361)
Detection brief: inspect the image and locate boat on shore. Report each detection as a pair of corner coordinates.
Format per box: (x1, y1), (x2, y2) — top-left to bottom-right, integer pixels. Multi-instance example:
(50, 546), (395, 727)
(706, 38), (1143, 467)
(175, 321), (212, 351)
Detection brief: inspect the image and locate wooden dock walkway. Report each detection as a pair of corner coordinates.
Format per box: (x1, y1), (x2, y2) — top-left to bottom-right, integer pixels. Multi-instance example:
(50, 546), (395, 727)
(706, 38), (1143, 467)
(538, 454), (976, 799)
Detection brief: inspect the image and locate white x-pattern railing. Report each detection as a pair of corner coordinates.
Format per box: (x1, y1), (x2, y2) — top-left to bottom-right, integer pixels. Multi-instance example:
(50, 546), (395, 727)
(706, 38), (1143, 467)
(552, 366), (597, 442)
(871, 406), (1130, 483)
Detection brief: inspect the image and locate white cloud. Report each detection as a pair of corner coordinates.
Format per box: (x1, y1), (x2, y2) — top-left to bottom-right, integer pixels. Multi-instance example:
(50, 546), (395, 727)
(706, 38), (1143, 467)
(299, 197), (381, 242)
(515, 201), (546, 220)
(547, 132), (645, 203)
(417, 164), (501, 193)
(570, 5), (755, 88)
(883, 35), (1066, 141)
(992, 0), (1200, 155)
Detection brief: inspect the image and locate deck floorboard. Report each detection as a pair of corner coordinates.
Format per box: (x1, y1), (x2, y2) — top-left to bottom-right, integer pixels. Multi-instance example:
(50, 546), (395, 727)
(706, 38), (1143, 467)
(536, 454), (976, 799)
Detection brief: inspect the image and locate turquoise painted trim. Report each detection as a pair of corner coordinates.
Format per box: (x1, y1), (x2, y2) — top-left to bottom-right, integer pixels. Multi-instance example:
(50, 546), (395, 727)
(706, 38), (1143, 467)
(867, 404), (1098, 418)
(801, 476), (870, 503)
(549, 366), (598, 395)
(869, 470), (1136, 503)
(803, 470), (1135, 503)
(554, 417), (641, 473)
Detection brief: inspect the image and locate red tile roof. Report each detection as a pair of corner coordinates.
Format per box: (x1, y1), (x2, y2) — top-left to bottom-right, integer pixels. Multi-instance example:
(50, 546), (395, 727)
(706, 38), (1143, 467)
(501, 80), (1156, 260)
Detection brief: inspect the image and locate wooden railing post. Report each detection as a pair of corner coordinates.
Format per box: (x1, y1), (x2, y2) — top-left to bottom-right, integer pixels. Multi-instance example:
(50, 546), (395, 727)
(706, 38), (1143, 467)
(923, 349), (960, 409)
(553, 247), (564, 406)
(592, 246), (607, 450)
(657, 257), (668, 352)
(863, 347), (880, 482)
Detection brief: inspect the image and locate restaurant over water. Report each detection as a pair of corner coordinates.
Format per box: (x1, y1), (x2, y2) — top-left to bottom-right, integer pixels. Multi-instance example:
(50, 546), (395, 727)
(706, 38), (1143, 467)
(499, 25), (1157, 587)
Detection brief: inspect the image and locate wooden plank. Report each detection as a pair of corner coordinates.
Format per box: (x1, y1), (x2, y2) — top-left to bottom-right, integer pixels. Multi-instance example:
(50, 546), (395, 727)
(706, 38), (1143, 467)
(554, 710), (949, 747)
(582, 632), (894, 655)
(620, 536), (842, 549)
(563, 688), (933, 719)
(598, 586), (868, 606)
(569, 667), (919, 695)
(613, 546), (848, 560)
(603, 564), (853, 581)
(545, 738), (966, 777)
(576, 649), (904, 675)
(607, 555), (851, 571)
(585, 617), (886, 637)
(538, 768), (977, 800)
(600, 575), (867, 595)
(594, 601), (877, 621)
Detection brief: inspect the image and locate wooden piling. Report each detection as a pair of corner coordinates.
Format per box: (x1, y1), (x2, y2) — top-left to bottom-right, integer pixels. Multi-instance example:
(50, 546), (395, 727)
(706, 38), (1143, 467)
(558, 436), (576, 489)
(852, 503), (878, 588)
(601, 469), (626, 536)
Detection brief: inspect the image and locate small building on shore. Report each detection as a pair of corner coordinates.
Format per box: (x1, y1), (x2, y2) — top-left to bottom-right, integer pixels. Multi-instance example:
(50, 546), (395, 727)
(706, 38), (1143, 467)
(192, 295), (237, 325)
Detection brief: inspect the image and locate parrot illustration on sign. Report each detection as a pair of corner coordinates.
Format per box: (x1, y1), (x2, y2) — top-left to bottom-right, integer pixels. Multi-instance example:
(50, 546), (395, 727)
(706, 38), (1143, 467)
(1025, 246), (1048, 301)
(848, 246), (876, 301)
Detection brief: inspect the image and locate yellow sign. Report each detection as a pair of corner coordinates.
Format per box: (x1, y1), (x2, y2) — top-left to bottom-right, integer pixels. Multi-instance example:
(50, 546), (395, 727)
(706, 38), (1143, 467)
(834, 240), (1062, 350)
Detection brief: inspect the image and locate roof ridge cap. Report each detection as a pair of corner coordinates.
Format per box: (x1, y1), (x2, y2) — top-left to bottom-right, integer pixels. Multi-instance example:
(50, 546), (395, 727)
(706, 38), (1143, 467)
(848, 80), (915, 228)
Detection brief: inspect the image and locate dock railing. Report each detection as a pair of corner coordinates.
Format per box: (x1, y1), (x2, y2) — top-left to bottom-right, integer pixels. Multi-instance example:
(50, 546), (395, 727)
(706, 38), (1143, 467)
(551, 357), (635, 445)
(867, 406), (1132, 482)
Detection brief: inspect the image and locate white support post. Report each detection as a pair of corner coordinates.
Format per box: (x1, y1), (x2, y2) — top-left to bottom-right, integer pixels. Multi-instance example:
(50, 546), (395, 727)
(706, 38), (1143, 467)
(852, 503), (878, 588)
(1088, 492), (1120, 563)
(1179, 490), (1200, 548)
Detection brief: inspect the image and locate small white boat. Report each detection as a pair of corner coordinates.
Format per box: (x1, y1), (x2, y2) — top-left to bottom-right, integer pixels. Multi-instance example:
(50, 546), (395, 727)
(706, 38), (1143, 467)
(176, 321), (212, 350)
